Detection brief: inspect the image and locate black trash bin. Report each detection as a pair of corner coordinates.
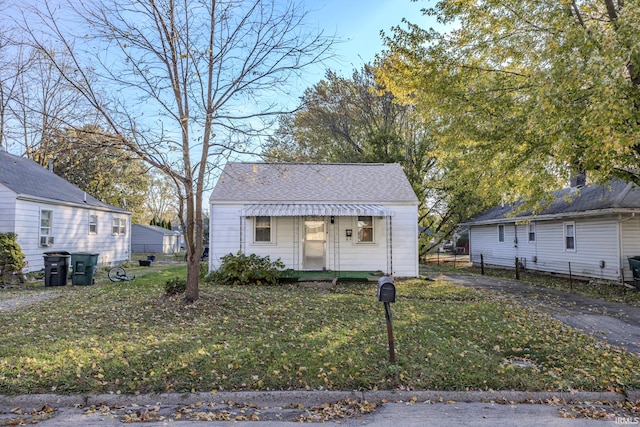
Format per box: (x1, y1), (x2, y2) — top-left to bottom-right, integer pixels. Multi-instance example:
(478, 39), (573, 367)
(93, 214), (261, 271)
(43, 251), (71, 287)
(628, 257), (640, 289)
(70, 252), (99, 286)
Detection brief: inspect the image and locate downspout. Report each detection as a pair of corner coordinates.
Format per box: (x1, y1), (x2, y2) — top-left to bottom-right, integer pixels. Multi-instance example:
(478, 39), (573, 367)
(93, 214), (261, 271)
(617, 213), (636, 283)
(239, 215), (245, 254)
(388, 215), (393, 276)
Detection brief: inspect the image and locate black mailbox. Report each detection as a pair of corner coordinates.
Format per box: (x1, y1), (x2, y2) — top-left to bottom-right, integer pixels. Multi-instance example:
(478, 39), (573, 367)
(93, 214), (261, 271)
(377, 276), (396, 303)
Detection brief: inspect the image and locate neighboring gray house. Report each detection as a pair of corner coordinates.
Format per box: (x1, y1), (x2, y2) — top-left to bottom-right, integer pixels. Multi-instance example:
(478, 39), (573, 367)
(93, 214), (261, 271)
(462, 178), (640, 283)
(209, 162), (419, 277)
(131, 224), (182, 254)
(0, 149), (132, 271)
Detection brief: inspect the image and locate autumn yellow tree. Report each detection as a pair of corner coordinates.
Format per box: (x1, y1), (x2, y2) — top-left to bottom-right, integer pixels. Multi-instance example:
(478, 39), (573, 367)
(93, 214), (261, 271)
(379, 0), (640, 209)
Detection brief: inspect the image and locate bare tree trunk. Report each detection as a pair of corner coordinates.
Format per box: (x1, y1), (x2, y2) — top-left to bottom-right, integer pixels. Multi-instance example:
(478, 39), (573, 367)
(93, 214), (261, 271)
(20, 0), (332, 301)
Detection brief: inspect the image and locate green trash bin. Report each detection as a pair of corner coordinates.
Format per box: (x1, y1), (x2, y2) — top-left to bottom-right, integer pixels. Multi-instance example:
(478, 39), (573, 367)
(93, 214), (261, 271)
(70, 252), (99, 286)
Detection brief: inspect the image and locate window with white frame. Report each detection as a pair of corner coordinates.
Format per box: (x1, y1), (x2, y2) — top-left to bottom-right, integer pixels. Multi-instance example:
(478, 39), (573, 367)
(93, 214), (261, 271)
(40, 210), (52, 236)
(564, 222), (575, 251)
(39, 210), (52, 245)
(38, 210), (55, 247)
(89, 214), (98, 234)
(254, 216), (272, 242)
(497, 224), (505, 242)
(112, 218), (126, 235)
(528, 223), (536, 242)
(357, 216), (374, 243)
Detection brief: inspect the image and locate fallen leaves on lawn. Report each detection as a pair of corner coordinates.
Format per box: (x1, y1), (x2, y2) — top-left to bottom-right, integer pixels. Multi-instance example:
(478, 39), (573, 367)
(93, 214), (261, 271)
(1, 270), (639, 395)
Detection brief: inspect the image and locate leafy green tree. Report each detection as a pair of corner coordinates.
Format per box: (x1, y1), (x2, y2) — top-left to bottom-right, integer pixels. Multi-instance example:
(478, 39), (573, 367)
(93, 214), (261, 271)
(141, 173), (180, 228)
(264, 64), (472, 251)
(379, 0), (640, 209)
(264, 66), (422, 165)
(32, 126), (150, 222)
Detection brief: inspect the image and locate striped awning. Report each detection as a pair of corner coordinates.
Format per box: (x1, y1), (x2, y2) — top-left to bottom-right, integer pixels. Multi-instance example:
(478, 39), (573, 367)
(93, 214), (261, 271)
(241, 203), (393, 217)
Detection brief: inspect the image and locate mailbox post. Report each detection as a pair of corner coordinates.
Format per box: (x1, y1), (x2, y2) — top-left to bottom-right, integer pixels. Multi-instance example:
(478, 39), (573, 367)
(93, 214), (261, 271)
(377, 276), (396, 363)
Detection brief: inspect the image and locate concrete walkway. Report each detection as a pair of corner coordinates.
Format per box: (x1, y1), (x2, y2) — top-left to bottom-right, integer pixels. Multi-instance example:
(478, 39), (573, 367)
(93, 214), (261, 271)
(1, 390), (638, 426)
(438, 273), (640, 355)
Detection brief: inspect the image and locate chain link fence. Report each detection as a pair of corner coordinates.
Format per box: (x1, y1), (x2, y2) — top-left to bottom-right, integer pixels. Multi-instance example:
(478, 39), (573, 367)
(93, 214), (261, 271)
(469, 253), (623, 283)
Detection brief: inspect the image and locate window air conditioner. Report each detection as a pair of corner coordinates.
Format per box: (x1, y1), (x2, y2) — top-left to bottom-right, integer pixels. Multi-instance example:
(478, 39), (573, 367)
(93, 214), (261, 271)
(40, 236), (54, 246)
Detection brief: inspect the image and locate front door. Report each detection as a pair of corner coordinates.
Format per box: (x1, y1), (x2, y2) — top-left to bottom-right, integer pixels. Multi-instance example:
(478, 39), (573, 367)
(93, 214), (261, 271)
(303, 217), (325, 270)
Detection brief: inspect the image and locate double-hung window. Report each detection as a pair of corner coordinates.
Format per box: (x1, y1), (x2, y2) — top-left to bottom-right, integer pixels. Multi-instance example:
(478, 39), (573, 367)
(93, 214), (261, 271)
(528, 223), (536, 242)
(357, 216), (374, 243)
(40, 210), (53, 246)
(497, 224), (505, 242)
(112, 218), (126, 235)
(40, 210), (52, 236)
(89, 214), (98, 234)
(254, 216), (272, 243)
(564, 222), (576, 251)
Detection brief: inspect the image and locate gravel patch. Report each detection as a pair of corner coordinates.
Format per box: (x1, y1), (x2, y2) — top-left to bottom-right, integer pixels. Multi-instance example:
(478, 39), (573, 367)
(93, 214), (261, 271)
(0, 291), (63, 311)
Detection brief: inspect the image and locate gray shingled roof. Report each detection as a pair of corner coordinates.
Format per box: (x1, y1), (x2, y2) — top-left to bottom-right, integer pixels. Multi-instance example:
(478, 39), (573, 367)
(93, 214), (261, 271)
(0, 149), (129, 212)
(210, 162), (418, 203)
(465, 180), (640, 224)
(133, 224), (180, 235)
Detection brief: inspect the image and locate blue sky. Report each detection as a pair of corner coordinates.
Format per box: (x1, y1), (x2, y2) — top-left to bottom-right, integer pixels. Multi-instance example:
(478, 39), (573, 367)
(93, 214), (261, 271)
(310, 0), (431, 73)
(282, 0), (435, 101)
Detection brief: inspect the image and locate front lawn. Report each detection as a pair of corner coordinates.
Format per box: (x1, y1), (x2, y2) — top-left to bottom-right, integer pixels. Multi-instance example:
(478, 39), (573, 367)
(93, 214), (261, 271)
(1, 265), (638, 395)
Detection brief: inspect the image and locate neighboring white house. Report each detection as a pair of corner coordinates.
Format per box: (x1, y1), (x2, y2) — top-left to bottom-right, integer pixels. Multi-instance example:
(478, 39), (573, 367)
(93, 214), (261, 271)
(462, 177), (640, 283)
(209, 162), (419, 277)
(131, 224), (182, 254)
(0, 149), (132, 271)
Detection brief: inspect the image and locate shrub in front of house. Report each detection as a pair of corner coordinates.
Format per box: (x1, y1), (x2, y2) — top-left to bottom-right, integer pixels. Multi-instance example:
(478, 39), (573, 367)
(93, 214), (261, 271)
(0, 232), (26, 284)
(208, 251), (285, 286)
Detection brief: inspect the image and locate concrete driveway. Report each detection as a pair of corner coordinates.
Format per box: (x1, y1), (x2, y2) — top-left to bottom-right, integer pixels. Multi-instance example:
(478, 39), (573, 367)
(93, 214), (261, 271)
(437, 273), (640, 355)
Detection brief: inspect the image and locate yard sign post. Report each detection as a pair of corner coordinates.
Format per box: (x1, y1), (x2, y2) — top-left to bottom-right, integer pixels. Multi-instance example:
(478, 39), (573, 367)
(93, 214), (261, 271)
(384, 302), (396, 363)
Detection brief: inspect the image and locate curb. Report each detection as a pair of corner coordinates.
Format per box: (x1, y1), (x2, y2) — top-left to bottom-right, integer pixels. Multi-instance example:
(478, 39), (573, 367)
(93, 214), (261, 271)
(1, 390), (635, 410)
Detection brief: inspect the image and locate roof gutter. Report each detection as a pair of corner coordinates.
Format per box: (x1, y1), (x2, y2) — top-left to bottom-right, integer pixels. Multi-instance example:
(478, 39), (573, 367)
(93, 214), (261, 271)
(16, 194), (132, 214)
(461, 208), (640, 226)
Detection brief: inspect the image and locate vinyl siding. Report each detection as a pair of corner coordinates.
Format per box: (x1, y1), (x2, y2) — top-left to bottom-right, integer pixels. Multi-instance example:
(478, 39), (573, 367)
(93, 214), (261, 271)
(245, 216), (297, 266)
(13, 199), (131, 271)
(131, 225), (181, 254)
(209, 204), (243, 270)
(389, 205), (419, 277)
(470, 216), (622, 281)
(337, 216), (388, 272)
(209, 203), (418, 277)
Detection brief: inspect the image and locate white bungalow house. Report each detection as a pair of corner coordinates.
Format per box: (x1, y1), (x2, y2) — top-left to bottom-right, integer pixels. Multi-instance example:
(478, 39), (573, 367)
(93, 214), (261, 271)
(131, 224), (182, 254)
(209, 162), (419, 277)
(0, 149), (132, 271)
(462, 177), (640, 283)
